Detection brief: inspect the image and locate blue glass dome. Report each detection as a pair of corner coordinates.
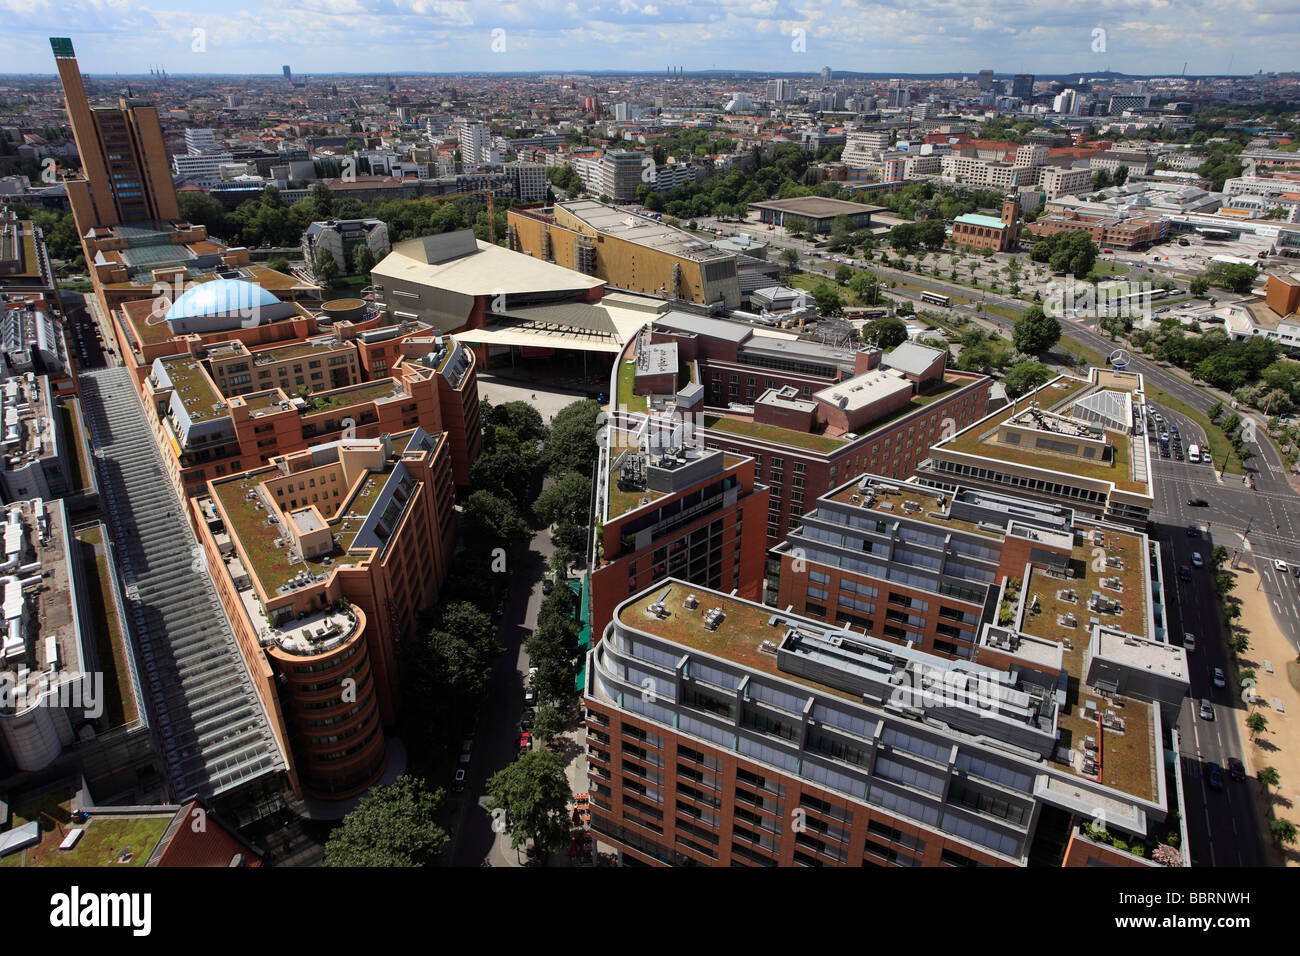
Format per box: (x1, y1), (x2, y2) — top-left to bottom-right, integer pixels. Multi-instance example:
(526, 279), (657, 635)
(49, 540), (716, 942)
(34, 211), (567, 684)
(166, 279), (278, 321)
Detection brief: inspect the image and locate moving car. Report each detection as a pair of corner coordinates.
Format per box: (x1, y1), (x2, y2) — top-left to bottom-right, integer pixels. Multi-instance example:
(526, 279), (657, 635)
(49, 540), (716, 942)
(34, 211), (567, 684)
(1207, 762), (1225, 790)
(1274, 559), (1289, 573)
(1228, 758), (1246, 782)
(1191, 552), (1204, 568)
(454, 769), (466, 793)
(1183, 632), (1196, 652)
(1187, 525), (1200, 537)
(1213, 667), (1226, 689)
(1199, 698), (1215, 721)
(1179, 566), (1191, 582)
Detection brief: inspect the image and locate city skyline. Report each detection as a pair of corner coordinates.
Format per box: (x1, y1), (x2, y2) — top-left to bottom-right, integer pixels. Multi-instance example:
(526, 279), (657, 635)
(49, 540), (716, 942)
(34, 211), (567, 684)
(1, 0), (1298, 76)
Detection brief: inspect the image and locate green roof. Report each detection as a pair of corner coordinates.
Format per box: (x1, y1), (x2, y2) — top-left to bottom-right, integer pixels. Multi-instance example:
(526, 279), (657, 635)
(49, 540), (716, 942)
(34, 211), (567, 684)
(955, 214), (1007, 229)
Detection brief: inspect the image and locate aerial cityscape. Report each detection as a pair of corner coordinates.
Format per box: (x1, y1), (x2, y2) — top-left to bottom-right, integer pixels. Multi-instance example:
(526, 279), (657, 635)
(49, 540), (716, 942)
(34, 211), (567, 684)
(1, 0), (1297, 910)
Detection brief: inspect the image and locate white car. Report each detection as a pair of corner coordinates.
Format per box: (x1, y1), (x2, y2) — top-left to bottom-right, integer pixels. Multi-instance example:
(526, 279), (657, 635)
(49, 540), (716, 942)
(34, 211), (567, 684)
(1274, 559), (1289, 573)
(1191, 552), (1204, 568)
(1213, 668), (1226, 689)
(1183, 632), (1196, 652)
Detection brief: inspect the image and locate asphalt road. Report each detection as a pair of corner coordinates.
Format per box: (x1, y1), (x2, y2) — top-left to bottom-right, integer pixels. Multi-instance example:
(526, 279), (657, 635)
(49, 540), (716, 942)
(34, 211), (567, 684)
(448, 524), (555, 867)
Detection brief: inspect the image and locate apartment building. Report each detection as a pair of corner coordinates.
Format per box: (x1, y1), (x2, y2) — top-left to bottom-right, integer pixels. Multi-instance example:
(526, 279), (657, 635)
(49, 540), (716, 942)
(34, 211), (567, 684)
(139, 288), (480, 498)
(916, 369), (1155, 526)
(584, 554), (1184, 866)
(615, 317), (991, 546)
(301, 218), (391, 279)
(589, 419), (770, 638)
(193, 427), (456, 799)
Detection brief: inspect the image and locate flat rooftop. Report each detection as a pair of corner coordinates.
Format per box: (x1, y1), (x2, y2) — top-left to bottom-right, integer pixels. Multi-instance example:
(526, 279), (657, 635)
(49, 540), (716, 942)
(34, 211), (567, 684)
(560, 200), (737, 262)
(154, 355), (225, 422)
(813, 367), (911, 413)
(750, 196), (886, 219)
(374, 231), (604, 297)
(936, 375), (1149, 494)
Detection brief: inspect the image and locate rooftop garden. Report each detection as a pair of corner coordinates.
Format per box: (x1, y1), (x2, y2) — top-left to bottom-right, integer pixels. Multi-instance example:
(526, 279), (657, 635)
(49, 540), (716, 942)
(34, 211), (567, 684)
(299, 379), (401, 416)
(76, 527), (138, 727)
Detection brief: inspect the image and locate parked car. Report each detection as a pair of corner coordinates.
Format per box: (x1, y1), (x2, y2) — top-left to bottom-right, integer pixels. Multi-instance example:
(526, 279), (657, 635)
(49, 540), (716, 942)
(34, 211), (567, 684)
(1199, 698), (1215, 721)
(1213, 667), (1226, 688)
(1207, 762), (1225, 790)
(542, 579), (555, 596)
(519, 709), (535, 731)
(1183, 632), (1196, 652)
(1228, 758), (1246, 782)
(524, 685), (535, 704)
(519, 731), (533, 752)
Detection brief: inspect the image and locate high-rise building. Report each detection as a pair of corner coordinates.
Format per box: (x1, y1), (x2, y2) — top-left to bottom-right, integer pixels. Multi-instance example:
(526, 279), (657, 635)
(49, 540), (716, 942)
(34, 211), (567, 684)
(977, 69), (995, 91)
(1011, 74), (1035, 100)
(51, 37), (180, 231)
(184, 127), (217, 154)
(766, 79), (793, 103)
(821, 67), (833, 83)
(458, 123), (492, 167)
(282, 65), (292, 81)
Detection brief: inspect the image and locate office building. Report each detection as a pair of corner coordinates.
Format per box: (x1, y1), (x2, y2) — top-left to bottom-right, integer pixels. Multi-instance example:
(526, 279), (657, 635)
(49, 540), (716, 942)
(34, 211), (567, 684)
(917, 368), (1155, 526)
(184, 128), (217, 154)
(766, 79), (794, 103)
(613, 319), (991, 546)
(194, 427), (456, 798)
(585, 534), (1185, 866)
(50, 37), (180, 231)
(1011, 74), (1035, 101)
(506, 162), (548, 202)
(172, 151), (235, 188)
(977, 69), (995, 91)
(588, 417), (770, 638)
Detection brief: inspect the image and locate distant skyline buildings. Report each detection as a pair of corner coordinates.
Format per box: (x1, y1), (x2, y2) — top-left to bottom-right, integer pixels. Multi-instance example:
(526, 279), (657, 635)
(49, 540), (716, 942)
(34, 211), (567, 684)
(3, 1), (1297, 75)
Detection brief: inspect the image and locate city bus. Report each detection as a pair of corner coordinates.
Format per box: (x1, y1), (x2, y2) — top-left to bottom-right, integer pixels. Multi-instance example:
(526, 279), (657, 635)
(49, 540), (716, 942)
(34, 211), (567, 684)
(919, 290), (950, 308)
(1187, 443), (1201, 463)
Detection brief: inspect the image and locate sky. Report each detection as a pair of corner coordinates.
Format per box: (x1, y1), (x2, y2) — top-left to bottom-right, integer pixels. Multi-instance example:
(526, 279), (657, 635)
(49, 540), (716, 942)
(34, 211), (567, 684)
(2, 0), (1298, 77)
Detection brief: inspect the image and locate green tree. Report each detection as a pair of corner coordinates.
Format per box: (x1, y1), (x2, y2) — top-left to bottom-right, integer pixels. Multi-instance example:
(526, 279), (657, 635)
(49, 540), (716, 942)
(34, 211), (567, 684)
(811, 283), (843, 316)
(470, 443), (535, 508)
(352, 242), (377, 276)
(1190, 275), (1210, 297)
(834, 264), (854, 285)
(1012, 306), (1061, 353)
(848, 270), (882, 304)
(531, 704), (566, 744)
(1270, 818), (1297, 847)
(861, 316), (909, 350)
(311, 180), (335, 218)
(324, 775), (448, 866)
(1003, 360), (1054, 397)
(461, 490), (529, 552)
(1113, 164), (1130, 186)
(312, 247), (339, 286)
(779, 248), (800, 272)
(1258, 766), (1280, 789)
(534, 471), (592, 529)
(543, 400), (601, 477)
(266, 256), (290, 274)
(485, 749), (572, 856)
(1247, 712), (1269, 738)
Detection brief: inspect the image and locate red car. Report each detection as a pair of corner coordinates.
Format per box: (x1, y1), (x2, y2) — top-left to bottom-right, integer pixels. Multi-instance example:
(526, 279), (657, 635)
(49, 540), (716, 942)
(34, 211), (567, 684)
(519, 732), (532, 751)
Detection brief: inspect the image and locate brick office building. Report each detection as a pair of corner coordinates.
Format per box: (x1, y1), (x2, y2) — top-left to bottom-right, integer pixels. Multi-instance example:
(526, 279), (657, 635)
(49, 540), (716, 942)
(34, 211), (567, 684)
(584, 527), (1186, 866)
(588, 419), (770, 639)
(613, 315), (992, 552)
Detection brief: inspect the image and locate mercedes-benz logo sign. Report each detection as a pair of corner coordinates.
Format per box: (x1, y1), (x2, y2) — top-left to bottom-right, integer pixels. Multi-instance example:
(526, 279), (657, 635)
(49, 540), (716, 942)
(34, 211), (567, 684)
(1109, 348), (1131, 369)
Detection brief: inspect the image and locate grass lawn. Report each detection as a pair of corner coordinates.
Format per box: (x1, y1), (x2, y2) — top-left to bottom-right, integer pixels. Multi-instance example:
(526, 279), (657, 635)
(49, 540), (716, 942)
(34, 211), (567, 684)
(1, 791), (172, 867)
(704, 414), (844, 453)
(616, 357), (646, 413)
(981, 303), (1022, 322)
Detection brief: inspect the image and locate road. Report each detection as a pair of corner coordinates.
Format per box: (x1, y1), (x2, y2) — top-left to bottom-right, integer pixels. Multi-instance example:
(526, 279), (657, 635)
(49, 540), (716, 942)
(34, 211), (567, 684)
(448, 523), (554, 867)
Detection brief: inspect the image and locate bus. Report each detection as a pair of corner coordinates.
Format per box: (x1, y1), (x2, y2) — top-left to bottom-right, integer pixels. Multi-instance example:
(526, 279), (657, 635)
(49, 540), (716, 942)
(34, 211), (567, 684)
(1187, 444), (1201, 463)
(919, 290), (951, 308)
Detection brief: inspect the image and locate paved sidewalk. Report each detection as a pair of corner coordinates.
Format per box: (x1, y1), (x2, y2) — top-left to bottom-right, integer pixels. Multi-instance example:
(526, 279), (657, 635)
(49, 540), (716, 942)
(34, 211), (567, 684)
(1226, 560), (1299, 865)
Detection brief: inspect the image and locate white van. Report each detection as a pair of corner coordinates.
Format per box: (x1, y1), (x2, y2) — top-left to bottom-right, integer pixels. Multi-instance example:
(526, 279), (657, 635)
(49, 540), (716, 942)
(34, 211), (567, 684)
(1187, 443), (1200, 463)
